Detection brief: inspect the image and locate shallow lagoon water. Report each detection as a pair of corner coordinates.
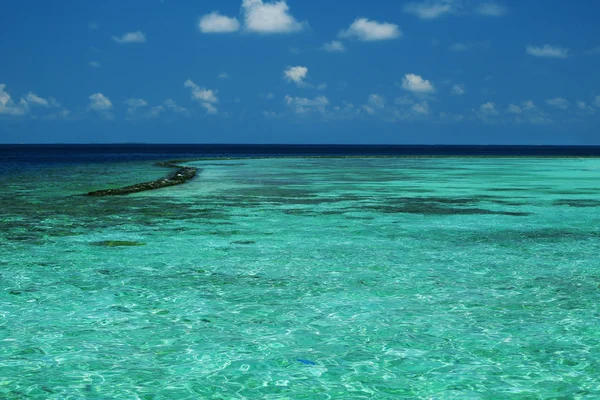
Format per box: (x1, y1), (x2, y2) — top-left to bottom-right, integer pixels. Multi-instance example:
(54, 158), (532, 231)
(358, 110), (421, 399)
(1, 156), (600, 398)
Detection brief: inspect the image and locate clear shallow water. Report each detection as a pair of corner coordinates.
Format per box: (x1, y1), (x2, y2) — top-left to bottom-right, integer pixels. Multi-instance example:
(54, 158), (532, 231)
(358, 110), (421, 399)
(1, 156), (600, 399)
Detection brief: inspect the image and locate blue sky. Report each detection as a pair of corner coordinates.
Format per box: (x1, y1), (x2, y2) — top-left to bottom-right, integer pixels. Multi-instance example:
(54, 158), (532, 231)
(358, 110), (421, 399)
(1, 0), (599, 144)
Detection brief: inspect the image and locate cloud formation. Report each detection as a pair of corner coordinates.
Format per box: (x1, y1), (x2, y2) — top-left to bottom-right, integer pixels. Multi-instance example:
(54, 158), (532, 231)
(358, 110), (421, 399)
(125, 98), (148, 108)
(242, 0), (304, 34)
(402, 73), (435, 93)
(283, 66), (308, 86)
(576, 101), (595, 114)
(403, 0), (507, 19)
(0, 84), (28, 116)
(546, 97), (569, 109)
(184, 80), (219, 114)
(88, 93), (113, 119)
(148, 99), (190, 118)
(526, 45), (569, 58)
(339, 18), (401, 41)
(284, 95), (329, 114)
(25, 92), (50, 107)
(403, 1), (455, 20)
(1, 85), (68, 119)
(451, 84), (465, 95)
(88, 93), (112, 111)
(474, 2), (507, 16)
(198, 12), (240, 33)
(507, 104), (522, 114)
(412, 101), (430, 115)
(476, 102), (499, 121)
(322, 40), (346, 52)
(112, 31), (146, 44)
(368, 94), (386, 109)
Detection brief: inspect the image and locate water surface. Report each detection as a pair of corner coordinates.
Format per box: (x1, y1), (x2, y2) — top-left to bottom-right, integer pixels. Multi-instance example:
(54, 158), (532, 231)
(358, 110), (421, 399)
(1, 155), (600, 398)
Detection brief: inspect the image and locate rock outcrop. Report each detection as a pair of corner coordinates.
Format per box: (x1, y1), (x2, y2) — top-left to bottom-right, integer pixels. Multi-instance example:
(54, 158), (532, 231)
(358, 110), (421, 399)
(87, 165), (198, 196)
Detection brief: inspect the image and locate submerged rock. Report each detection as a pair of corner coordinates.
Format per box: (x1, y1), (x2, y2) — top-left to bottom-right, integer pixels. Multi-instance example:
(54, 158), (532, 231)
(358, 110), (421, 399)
(87, 166), (198, 196)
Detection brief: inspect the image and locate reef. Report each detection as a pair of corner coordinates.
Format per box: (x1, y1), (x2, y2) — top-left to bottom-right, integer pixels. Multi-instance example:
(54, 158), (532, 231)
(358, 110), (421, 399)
(87, 164), (198, 196)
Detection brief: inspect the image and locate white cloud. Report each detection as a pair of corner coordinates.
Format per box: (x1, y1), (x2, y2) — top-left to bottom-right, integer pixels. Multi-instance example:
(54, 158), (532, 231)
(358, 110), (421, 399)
(283, 66), (308, 86)
(125, 98), (148, 117)
(439, 112), (464, 122)
(593, 95), (600, 108)
(88, 93), (113, 119)
(25, 92), (49, 107)
(0, 87), (66, 119)
(43, 108), (71, 121)
(363, 94), (386, 114)
(185, 80), (218, 103)
(507, 104), (522, 114)
(478, 102), (498, 116)
(362, 94), (434, 121)
(474, 2), (507, 16)
(587, 47), (600, 55)
(201, 103), (217, 114)
(263, 110), (280, 118)
(368, 94), (386, 108)
(89, 61), (100, 68)
(505, 101), (552, 124)
(284, 95), (329, 114)
(402, 73), (435, 93)
(112, 31), (146, 44)
(526, 45), (569, 58)
(242, 0), (304, 34)
(218, 72), (230, 79)
(412, 101), (430, 115)
(404, 0), (507, 19)
(576, 101), (595, 114)
(451, 84), (465, 95)
(0, 84), (28, 116)
(127, 99), (188, 119)
(403, 0), (455, 20)
(522, 100), (536, 110)
(125, 98), (148, 108)
(184, 79), (218, 114)
(163, 98), (190, 115)
(198, 12), (240, 33)
(322, 40), (346, 52)
(546, 97), (569, 109)
(1, 89), (68, 119)
(339, 18), (401, 41)
(389, 99), (434, 121)
(148, 105), (165, 118)
(362, 105), (376, 115)
(88, 93), (112, 111)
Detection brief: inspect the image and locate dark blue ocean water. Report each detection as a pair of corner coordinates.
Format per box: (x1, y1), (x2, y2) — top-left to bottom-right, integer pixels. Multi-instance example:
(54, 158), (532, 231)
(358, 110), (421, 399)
(2, 144), (600, 177)
(2, 144), (600, 165)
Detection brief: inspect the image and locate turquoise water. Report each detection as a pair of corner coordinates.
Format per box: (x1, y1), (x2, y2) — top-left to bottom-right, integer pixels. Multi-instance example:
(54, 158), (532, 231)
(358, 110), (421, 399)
(1, 157), (600, 398)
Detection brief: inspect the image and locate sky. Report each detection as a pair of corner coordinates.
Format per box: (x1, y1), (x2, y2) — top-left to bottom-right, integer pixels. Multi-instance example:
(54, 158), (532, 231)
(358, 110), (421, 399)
(1, 0), (599, 144)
